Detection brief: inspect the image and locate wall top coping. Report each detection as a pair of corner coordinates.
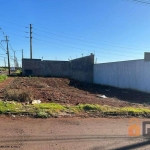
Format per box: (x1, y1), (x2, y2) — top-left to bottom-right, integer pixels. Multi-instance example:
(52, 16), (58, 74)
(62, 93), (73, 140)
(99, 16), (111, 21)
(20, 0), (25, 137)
(95, 59), (144, 65)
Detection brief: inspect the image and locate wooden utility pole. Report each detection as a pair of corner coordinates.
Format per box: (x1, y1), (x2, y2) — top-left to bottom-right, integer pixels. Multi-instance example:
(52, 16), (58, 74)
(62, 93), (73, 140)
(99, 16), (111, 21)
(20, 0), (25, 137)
(30, 24), (32, 59)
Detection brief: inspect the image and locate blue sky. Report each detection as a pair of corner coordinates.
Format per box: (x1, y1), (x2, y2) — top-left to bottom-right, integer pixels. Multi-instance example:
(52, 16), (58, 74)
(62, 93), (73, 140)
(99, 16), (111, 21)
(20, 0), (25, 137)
(0, 0), (150, 67)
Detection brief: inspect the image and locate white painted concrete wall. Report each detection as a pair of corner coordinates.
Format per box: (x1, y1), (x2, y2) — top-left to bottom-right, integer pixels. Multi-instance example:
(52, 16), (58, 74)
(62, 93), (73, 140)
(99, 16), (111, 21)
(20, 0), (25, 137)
(94, 59), (150, 93)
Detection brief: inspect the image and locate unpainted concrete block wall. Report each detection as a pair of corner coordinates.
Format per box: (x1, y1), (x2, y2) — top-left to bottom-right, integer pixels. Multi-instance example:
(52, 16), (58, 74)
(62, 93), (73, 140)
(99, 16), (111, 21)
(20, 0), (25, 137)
(22, 54), (94, 83)
(41, 61), (71, 77)
(71, 54), (94, 83)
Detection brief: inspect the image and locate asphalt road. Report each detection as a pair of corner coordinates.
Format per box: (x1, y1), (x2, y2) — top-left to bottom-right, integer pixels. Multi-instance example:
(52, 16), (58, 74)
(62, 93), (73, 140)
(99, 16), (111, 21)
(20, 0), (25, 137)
(0, 116), (150, 150)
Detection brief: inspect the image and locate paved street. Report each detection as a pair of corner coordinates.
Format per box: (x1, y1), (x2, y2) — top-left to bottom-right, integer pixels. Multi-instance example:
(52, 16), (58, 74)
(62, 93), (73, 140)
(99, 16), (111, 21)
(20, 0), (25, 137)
(0, 117), (150, 150)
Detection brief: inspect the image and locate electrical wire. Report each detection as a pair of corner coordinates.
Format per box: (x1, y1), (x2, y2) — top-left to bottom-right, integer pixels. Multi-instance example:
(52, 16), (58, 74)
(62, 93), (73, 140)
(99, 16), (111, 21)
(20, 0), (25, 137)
(131, 0), (150, 5)
(33, 38), (143, 58)
(33, 33), (143, 54)
(0, 22), (149, 55)
(33, 28), (150, 52)
(0, 17), (148, 63)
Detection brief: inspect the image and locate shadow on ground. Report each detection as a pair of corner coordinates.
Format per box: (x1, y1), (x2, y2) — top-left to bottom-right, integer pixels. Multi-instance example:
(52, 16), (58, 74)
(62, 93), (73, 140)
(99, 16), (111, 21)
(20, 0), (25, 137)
(111, 139), (150, 150)
(69, 79), (150, 105)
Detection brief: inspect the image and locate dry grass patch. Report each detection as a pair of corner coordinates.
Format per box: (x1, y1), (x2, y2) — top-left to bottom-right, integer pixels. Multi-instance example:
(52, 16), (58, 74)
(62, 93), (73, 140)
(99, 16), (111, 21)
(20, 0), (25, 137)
(4, 89), (33, 102)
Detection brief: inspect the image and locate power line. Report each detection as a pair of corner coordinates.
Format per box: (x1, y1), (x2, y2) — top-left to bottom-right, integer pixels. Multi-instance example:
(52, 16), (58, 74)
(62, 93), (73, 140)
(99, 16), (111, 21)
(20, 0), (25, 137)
(1, 22), (147, 52)
(0, 42), (6, 51)
(2, 26), (145, 55)
(0, 25), (26, 33)
(33, 27), (150, 52)
(3, 32), (27, 38)
(0, 54), (7, 55)
(0, 20), (150, 54)
(33, 33), (144, 54)
(0, 28), (144, 60)
(9, 43), (14, 53)
(0, 27), (21, 69)
(131, 0), (150, 5)
(124, 0), (150, 6)
(0, 19), (149, 61)
(0, 28), (6, 52)
(33, 38), (143, 58)
(34, 38), (143, 58)
(0, 18), (26, 27)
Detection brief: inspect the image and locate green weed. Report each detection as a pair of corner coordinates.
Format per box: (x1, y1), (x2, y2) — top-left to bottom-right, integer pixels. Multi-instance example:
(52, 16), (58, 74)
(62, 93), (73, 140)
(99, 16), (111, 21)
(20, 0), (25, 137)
(0, 75), (7, 82)
(0, 101), (22, 114)
(36, 111), (49, 118)
(34, 103), (66, 113)
(0, 101), (150, 118)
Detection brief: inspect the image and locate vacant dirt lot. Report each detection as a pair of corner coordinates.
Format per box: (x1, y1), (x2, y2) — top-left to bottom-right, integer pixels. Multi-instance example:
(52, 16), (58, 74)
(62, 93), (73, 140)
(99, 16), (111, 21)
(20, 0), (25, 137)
(2, 77), (150, 108)
(0, 77), (14, 99)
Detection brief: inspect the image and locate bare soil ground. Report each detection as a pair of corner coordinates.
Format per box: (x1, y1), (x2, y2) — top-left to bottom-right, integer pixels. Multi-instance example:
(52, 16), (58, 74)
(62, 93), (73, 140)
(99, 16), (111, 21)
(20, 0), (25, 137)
(2, 77), (150, 108)
(0, 77), (14, 99)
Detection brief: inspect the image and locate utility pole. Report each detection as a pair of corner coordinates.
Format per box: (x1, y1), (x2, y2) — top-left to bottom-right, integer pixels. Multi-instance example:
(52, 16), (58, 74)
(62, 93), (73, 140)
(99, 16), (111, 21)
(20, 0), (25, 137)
(22, 49), (23, 59)
(21, 49), (23, 69)
(1, 36), (10, 75)
(6, 36), (10, 75)
(13, 51), (16, 68)
(30, 24), (32, 59)
(4, 57), (6, 69)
